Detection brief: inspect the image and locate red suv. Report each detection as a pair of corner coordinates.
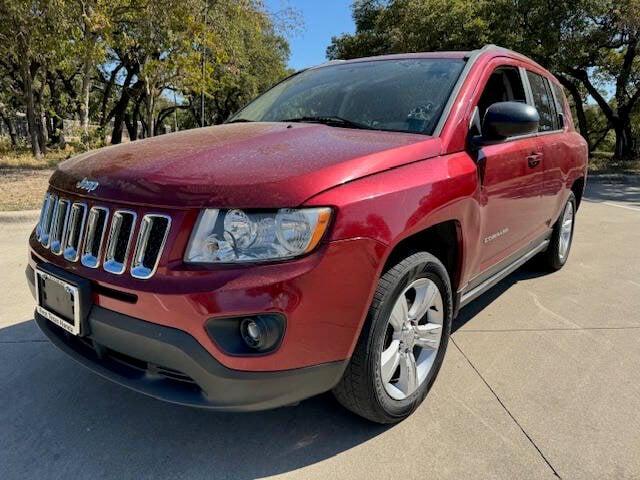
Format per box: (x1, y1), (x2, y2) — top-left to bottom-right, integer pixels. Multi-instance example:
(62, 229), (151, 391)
(27, 45), (587, 423)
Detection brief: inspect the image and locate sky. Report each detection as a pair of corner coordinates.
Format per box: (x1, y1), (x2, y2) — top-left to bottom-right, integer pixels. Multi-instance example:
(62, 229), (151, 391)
(265, 0), (355, 70)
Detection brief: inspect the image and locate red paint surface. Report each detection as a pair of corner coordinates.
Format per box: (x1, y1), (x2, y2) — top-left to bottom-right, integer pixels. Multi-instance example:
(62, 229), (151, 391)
(29, 48), (588, 372)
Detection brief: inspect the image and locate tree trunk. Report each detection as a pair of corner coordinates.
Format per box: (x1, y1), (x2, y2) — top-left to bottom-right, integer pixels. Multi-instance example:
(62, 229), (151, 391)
(35, 81), (48, 153)
(111, 99), (128, 145)
(99, 63), (123, 144)
(557, 76), (591, 150)
(144, 80), (155, 138)
(613, 120), (635, 160)
(37, 113), (48, 153)
(127, 97), (142, 141)
(46, 74), (66, 147)
(79, 20), (97, 137)
(18, 53), (41, 158)
(79, 57), (92, 137)
(109, 80), (135, 144)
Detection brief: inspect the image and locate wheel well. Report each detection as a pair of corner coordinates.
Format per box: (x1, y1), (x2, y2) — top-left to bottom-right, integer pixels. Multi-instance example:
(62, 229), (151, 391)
(383, 221), (461, 292)
(571, 177), (585, 209)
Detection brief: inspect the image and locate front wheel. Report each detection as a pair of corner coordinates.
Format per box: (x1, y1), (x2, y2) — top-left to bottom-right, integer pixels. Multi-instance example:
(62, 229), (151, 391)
(333, 252), (452, 424)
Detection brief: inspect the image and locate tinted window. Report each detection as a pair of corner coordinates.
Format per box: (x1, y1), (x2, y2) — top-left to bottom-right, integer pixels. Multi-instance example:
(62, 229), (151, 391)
(527, 71), (557, 132)
(551, 82), (567, 127)
(230, 59), (466, 135)
(477, 67), (527, 119)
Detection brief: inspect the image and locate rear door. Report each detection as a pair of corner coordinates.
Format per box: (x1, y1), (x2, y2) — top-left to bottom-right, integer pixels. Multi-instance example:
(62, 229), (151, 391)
(525, 70), (566, 225)
(471, 61), (548, 275)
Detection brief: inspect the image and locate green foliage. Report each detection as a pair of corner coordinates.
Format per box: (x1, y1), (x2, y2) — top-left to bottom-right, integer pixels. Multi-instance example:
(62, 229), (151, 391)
(0, 0), (295, 153)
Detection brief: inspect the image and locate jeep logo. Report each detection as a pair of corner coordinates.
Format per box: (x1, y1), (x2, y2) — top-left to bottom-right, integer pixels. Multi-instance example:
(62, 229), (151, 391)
(76, 178), (99, 192)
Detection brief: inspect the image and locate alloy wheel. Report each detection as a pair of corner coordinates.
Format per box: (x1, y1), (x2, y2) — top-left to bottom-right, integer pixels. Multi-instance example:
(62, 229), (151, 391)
(380, 278), (444, 400)
(558, 200), (574, 261)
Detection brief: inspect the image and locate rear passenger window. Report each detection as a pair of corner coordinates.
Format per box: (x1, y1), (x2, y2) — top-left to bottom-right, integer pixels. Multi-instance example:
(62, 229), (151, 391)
(527, 71), (557, 132)
(551, 82), (567, 128)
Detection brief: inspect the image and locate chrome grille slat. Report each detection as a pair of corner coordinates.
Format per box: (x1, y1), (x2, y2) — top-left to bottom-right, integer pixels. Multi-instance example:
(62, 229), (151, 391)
(35, 193), (50, 240)
(63, 203), (87, 262)
(131, 214), (171, 279)
(35, 192), (170, 279)
(103, 210), (137, 275)
(50, 199), (71, 255)
(81, 206), (109, 268)
(38, 194), (57, 247)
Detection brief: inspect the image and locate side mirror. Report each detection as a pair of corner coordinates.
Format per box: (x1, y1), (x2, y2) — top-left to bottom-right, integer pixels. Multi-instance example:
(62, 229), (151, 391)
(474, 101), (539, 145)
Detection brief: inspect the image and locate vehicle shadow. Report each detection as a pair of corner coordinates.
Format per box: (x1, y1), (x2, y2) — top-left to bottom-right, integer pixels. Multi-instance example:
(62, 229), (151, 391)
(452, 260), (548, 333)
(583, 182), (640, 208)
(0, 320), (389, 480)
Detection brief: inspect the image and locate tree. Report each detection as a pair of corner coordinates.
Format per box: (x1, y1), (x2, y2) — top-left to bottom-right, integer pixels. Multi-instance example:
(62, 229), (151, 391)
(0, 0), (73, 157)
(68, 0), (121, 137)
(0, 0), (295, 152)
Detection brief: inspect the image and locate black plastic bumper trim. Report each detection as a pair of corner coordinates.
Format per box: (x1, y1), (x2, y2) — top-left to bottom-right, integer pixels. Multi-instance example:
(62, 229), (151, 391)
(34, 305), (347, 411)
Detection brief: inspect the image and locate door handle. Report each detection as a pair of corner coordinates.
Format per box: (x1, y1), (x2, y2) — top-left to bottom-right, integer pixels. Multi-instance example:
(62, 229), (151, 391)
(527, 153), (542, 168)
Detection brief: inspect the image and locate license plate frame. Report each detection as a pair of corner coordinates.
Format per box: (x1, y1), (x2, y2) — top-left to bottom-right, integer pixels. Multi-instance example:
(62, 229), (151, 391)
(35, 268), (83, 336)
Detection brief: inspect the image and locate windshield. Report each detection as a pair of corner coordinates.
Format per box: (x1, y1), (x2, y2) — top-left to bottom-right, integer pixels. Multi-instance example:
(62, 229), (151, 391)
(229, 58), (465, 135)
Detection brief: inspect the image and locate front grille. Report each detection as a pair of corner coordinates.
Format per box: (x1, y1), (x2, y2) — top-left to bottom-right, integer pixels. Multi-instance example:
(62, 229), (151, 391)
(35, 192), (171, 279)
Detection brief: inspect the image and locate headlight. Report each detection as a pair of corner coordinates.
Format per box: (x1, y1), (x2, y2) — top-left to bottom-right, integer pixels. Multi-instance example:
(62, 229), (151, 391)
(184, 207), (332, 263)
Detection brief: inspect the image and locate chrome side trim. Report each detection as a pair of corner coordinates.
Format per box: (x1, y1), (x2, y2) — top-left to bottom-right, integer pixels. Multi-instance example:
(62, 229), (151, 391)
(103, 210), (137, 275)
(130, 214), (171, 280)
(63, 203), (87, 262)
(459, 239), (550, 308)
(81, 206), (109, 269)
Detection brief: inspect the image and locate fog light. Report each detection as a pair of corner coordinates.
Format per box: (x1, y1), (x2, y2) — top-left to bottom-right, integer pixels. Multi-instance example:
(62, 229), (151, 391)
(240, 316), (280, 352)
(205, 313), (285, 355)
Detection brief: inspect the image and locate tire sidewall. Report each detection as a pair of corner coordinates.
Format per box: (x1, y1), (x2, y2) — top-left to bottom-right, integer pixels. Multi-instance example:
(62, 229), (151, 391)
(368, 255), (453, 419)
(553, 193), (576, 268)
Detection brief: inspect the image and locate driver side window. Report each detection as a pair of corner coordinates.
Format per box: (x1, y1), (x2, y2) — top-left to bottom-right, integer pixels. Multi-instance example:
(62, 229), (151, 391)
(477, 67), (527, 120)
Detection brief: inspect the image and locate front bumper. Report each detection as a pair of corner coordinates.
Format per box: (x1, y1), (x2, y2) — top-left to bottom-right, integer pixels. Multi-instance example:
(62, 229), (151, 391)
(29, 233), (386, 371)
(34, 304), (347, 411)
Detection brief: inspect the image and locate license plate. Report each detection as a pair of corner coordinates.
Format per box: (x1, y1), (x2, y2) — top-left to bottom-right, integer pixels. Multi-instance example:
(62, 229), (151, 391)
(35, 268), (82, 336)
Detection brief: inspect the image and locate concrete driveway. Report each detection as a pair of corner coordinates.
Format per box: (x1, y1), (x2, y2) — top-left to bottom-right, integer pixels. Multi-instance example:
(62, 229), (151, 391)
(1, 182), (639, 480)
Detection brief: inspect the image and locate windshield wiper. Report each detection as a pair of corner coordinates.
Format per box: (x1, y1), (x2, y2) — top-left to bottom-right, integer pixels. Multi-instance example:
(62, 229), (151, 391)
(281, 116), (375, 131)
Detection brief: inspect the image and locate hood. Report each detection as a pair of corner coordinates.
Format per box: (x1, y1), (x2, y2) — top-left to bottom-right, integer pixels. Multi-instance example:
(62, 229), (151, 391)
(51, 122), (441, 208)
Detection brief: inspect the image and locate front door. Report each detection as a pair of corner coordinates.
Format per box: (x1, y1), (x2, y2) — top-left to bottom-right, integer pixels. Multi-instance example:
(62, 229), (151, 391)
(471, 63), (547, 275)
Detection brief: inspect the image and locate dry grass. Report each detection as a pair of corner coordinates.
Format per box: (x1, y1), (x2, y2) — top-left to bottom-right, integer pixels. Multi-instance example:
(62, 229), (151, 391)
(0, 168), (53, 211)
(0, 139), (83, 210)
(0, 140), (76, 170)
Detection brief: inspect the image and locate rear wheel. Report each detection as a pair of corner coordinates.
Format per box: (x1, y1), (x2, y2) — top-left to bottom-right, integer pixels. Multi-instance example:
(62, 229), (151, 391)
(333, 252), (452, 424)
(539, 192), (576, 271)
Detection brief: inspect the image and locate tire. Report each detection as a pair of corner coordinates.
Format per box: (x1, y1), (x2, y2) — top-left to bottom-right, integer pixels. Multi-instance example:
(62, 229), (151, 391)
(539, 192), (576, 271)
(333, 251), (453, 424)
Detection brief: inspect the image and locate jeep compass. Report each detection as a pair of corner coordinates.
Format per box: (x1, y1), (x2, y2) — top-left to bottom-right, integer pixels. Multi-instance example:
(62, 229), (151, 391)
(27, 45), (588, 423)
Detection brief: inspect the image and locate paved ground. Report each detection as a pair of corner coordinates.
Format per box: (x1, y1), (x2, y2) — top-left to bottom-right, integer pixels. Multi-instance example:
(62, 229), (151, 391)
(0, 182), (639, 480)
